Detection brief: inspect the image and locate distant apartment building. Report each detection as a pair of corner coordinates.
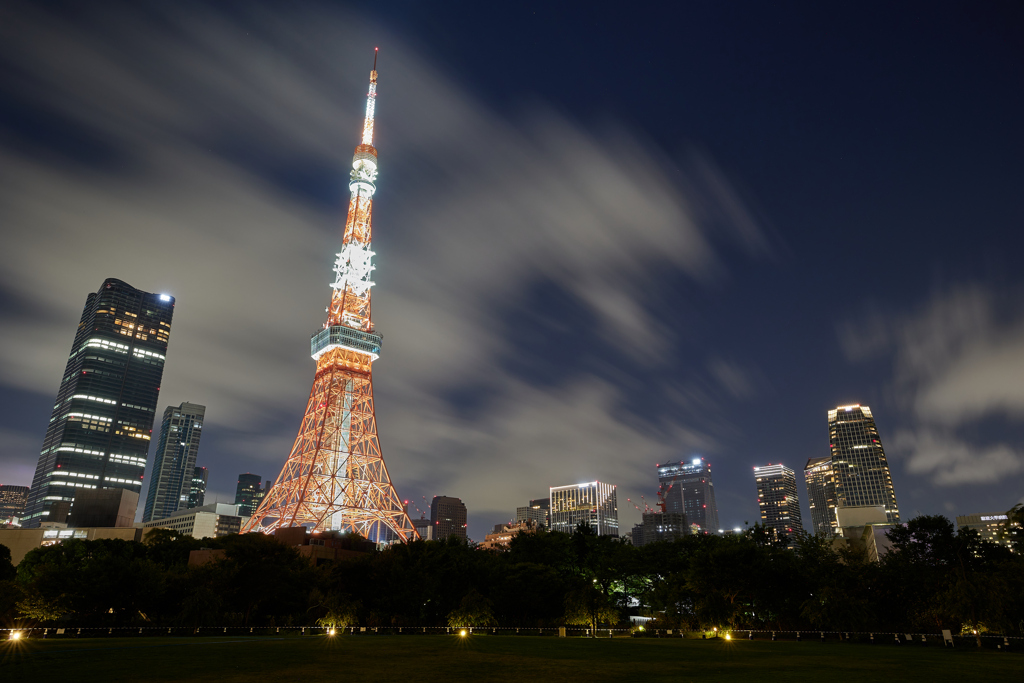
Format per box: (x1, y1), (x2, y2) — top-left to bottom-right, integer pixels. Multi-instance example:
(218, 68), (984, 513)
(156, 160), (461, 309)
(549, 482), (618, 536)
(188, 466), (208, 509)
(0, 485), (29, 522)
(631, 511), (686, 547)
(956, 511), (1019, 551)
(657, 459), (719, 533)
(23, 279), (174, 527)
(143, 402), (206, 522)
(516, 497), (550, 528)
(754, 463), (803, 547)
(430, 495), (468, 540)
(140, 502), (245, 538)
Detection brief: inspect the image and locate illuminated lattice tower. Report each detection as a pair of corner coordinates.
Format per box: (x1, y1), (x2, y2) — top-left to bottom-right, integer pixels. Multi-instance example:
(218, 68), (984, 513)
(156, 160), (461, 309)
(242, 51), (417, 543)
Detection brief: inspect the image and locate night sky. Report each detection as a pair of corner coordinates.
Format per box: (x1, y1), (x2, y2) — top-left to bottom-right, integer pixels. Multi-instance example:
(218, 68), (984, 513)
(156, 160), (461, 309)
(1, 1), (1022, 540)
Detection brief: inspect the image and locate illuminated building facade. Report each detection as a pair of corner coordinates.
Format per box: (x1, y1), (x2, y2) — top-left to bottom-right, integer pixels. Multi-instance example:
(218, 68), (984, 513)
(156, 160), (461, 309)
(657, 459), (719, 533)
(188, 466), (208, 508)
(549, 482), (618, 536)
(804, 456), (838, 537)
(828, 404), (901, 525)
(480, 519), (539, 550)
(956, 512), (1018, 551)
(242, 52), (417, 543)
(430, 495), (467, 540)
(753, 463), (802, 547)
(0, 485), (29, 522)
(143, 402), (206, 522)
(234, 473), (263, 517)
(23, 279), (174, 527)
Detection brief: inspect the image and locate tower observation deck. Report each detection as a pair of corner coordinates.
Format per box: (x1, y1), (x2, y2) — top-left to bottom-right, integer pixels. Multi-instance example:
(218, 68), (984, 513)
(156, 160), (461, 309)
(242, 50), (418, 542)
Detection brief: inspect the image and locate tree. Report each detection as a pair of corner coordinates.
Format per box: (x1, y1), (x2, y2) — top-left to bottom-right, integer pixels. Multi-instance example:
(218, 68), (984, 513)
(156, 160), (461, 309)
(447, 589), (497, 628)
(564, 583), (619, 635)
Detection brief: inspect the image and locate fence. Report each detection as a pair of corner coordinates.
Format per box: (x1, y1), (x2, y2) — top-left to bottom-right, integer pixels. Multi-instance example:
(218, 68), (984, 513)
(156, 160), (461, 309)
(2, 626), (1021, 650)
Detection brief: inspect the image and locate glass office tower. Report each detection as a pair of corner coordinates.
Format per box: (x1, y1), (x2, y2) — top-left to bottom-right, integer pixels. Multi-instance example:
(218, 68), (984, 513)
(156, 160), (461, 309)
(143, 402), (206, 522)
(754, 463), (803, 547)
(657, 458), (719, 533)
(827, 404), (901, 525)
(23, 279), (174, 527)
(804, 456), (839, 537)
(188, 466), (208, 509)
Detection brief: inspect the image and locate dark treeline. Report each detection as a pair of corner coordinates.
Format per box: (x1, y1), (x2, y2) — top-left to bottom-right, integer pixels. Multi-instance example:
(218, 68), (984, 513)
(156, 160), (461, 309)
(2, 514), (1022, 642)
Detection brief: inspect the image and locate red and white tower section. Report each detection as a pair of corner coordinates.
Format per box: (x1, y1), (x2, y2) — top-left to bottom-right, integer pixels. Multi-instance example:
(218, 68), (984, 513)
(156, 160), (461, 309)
(243, 52), (418, 542)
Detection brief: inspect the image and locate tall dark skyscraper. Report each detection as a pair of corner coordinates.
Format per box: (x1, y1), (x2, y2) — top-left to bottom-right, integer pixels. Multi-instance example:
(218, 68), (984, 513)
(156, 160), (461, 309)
(234, 473), (263, 517)
(23, 279), (174, 527)
(188, 466), (208, 509)
(827, 404), (901, 525)
(804, 456), (838, 537)
(430, 495), (468, 540)
(143, 402), (206, 522)
(657, 459), (719, 533)
(753, 463), (802, 548)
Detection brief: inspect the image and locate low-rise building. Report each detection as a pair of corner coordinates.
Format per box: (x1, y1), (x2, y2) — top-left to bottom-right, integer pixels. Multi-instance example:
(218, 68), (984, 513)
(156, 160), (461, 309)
(0, 526), (143, 565)
(140, 502), (245, 538)
(480, 520), (539, 550)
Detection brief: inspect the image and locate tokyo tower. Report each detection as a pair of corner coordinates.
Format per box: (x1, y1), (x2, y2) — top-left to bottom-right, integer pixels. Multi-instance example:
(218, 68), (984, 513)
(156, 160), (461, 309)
(242, 50), (418, 543)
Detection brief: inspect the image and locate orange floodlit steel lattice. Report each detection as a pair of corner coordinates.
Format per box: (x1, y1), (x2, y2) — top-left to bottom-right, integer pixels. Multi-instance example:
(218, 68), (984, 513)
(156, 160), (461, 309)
(242, 51), (418, 543)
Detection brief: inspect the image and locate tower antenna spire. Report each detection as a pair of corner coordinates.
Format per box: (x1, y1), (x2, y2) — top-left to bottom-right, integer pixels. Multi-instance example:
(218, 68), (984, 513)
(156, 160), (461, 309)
(373, 46), (378, 71)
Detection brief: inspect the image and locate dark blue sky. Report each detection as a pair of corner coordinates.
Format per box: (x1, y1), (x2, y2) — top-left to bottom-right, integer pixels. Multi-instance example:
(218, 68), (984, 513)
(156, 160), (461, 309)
(1, 1), (1022, 538)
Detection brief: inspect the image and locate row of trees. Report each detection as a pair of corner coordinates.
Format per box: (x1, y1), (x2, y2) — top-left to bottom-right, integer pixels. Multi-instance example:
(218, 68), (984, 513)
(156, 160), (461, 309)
(2, 513), (1022, 639)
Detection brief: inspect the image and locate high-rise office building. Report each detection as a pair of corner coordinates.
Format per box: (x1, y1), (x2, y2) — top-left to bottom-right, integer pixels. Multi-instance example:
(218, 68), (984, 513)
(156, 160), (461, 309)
(804, 456), (838, 537)
(430, 495), (467, 540)
(0, 485), (30, 522)
(188, 466), (208, 509)
(753, 463), (802, 547)
(142, 402), (206, 522)
(549, 482), (618, 536)
(234, 474), (263, 517)
(23, 279), (174, 527)
(827, 404), (901, 525)
(657, 459), (719, 533)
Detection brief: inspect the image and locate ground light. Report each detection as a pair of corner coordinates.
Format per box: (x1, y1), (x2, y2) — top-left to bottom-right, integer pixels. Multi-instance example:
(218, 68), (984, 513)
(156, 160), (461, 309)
(328, 629), (336, 636)
(9, 631), (20, 640)
(725, 633), (731, 640)
(459, 630), (467, 637)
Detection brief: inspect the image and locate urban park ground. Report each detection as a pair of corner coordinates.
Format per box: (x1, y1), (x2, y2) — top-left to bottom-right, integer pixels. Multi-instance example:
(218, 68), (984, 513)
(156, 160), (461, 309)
(1, 634), (1019, 682)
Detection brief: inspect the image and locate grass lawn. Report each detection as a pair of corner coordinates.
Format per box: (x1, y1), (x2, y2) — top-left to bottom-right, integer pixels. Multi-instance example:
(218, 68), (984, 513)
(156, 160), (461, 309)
(1, 634), (1019, 682)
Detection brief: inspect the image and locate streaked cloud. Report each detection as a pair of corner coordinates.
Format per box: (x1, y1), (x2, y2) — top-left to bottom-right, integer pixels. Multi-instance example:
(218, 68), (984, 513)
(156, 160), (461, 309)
(0, 3), (766, 532)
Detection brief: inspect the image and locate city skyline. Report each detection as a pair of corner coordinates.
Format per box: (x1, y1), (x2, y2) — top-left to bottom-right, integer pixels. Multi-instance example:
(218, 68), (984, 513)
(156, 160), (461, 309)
(1, 4), (1022, 541)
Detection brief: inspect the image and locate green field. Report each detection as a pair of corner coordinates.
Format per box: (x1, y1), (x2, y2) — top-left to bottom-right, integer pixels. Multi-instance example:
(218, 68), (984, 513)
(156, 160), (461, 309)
(1, 634), (1019, 682)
